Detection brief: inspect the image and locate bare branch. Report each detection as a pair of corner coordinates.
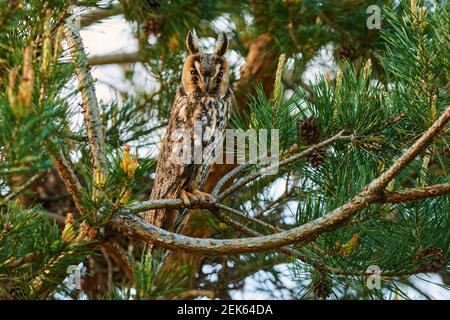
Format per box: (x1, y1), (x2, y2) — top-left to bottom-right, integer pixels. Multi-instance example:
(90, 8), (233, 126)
(6, 252), (42, 269)
(80, 5), (123, 28)
(45, 211), (68, 225)
(1, 171), (45, 202)
(173, 290), (216, 300)
(209, 205), (304, 258)
(87, 52), (141, 66)
(253, 188), (298, 219)
(380, 183), (450, 204)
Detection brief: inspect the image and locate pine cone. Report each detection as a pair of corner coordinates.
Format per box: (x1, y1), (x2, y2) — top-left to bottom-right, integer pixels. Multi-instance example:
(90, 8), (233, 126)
(142, 18), (165, 37)
(298, 116), (326, 167)
(441, 147), (450, 159)
(309, 151), (325, 168)
(145, 0), (160, 10)
(299, 116), (319, 144)
(138, 1), (164, 38)
(414, 247), (445, 273)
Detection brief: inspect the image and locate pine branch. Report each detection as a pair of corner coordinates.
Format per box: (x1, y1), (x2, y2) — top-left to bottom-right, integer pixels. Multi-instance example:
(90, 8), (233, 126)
(210, 205), (335, 274)
(114, 182), (450, 275)
(111, 105), (450, 255)
(29, 220), (98, 296)
(44, 141), (88, 217)
(364, 107), (449, 194)
(64, 15), (108, 200)
(253, 188), (298, 219)
(213, 130), (351, 200)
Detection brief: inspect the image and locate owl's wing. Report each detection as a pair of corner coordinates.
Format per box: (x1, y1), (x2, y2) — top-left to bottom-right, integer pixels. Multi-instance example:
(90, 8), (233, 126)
(146, 90), (195, 228)
(198, 90), (234, 190)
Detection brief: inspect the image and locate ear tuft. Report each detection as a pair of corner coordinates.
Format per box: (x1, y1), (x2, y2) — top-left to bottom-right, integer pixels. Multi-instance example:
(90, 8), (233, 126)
(214, 32), (228, 56)
(186, 29), (200, 54)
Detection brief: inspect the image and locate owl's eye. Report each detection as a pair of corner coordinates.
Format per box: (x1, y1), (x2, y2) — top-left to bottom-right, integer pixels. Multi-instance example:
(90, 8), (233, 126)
(190, 70), (197, 75)
(218, 71), (223, 77)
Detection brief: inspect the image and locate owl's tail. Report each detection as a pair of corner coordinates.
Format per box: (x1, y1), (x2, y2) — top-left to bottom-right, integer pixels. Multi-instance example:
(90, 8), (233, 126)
(144, 189), (190, 252)
(144, 204), (177, 253)
(173, 208), (190, 233)
(145, 207), (188, 233)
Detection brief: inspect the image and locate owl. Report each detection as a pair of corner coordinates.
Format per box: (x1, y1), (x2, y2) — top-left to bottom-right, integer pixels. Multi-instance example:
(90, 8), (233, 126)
(144, 30), (233, 232)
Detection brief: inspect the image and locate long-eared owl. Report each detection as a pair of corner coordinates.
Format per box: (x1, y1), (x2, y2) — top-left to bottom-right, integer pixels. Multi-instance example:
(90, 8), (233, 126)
(144, 30), (233, 232)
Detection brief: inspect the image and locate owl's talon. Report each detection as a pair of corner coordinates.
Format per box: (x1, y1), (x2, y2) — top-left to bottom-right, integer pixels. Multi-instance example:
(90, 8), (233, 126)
(186, 192), (199, 203)
(192, 190), (215, 203)
(179, 190), (191, 207)
(179, 190), (215, 206)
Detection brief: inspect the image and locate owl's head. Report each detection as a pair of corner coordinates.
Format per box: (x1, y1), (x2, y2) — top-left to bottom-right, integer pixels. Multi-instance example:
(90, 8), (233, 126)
(181, 30), (230, 97)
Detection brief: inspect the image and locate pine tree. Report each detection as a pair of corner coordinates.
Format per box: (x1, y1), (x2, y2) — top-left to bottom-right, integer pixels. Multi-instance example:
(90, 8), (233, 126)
(0, 0), (448, 300)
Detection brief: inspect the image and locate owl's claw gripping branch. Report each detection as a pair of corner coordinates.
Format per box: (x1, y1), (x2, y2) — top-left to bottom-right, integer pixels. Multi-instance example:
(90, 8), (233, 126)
(179, 190), (191, 207)
(191, 190), (215, 203)
(179, 190), (215, 207)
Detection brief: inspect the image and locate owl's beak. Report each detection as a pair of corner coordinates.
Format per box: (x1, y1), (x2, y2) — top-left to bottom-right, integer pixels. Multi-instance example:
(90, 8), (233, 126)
(204, 76), (210, 89)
